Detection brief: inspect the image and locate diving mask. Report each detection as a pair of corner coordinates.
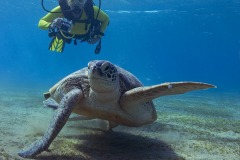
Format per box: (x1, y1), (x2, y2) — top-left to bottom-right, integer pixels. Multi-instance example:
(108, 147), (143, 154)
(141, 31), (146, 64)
(69, 0), (86, 14)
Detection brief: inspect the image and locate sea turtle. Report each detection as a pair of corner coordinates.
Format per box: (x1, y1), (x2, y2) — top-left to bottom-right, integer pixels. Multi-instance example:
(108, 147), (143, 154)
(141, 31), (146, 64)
(18, 60), (215, 158)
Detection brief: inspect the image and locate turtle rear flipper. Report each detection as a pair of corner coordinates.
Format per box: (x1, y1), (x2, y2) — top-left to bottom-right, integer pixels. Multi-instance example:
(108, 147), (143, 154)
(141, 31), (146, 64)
(43, 92), (51, 99)
(69, 115), (95, 121)
(43, 98), (59, 110)
(107, 121), (118, 131)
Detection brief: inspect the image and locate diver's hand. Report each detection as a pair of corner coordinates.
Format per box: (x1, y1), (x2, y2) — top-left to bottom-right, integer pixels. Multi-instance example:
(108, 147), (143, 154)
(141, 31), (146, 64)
(87, 37), (100, 44)
(18, 139), (49, 158)
(50, 18), (64, 29)
(49, 18), (73, 32)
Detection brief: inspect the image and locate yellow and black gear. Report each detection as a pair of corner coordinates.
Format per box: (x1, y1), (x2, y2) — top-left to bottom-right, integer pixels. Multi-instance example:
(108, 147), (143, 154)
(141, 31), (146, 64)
(48, 29), (75, 52)
(39, 0), (109, 53)
(48, 35), (65, 53)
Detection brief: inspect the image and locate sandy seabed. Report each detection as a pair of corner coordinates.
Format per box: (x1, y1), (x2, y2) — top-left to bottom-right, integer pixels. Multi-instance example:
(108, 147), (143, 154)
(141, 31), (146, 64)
(0, 88), (239, 160)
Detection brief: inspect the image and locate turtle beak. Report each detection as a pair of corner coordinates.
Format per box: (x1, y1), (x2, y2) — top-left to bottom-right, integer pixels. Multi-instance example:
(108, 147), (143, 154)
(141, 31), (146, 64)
(88, 62), (99, 78)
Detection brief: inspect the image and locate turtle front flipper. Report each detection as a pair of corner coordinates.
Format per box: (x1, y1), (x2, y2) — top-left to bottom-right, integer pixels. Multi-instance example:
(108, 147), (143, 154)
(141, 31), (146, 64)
(18, 88), (83, 158)
(120, 82), (216, 106)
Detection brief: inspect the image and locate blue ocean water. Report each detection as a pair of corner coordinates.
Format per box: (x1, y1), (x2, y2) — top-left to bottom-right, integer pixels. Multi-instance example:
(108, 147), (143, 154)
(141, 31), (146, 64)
(0, 1), (239, 159)
(0, 0), (240, 92)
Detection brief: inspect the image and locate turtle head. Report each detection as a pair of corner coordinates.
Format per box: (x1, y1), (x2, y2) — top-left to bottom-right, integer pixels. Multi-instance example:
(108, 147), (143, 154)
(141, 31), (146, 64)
(88, 60), (119, 92)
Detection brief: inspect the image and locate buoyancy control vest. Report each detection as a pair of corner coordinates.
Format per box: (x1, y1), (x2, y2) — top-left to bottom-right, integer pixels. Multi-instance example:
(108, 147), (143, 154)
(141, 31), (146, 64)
(47, 0), (103, 53)
(58, 0), (103, 42)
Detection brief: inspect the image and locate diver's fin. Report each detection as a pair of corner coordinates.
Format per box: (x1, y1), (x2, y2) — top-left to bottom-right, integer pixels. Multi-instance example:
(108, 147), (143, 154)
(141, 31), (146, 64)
(48, 35), (65, 53)
(43, 98), (59, 110)
(120, 82), (216, 106)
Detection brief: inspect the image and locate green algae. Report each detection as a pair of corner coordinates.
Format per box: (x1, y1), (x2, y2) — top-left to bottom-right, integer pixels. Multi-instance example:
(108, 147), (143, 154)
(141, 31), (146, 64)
(0, 148), (21, 160)
(1, 89), (239, 159)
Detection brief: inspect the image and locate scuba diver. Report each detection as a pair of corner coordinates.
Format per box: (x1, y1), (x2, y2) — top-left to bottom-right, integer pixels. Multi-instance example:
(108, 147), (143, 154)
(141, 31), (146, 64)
(39, 0), (109, 53)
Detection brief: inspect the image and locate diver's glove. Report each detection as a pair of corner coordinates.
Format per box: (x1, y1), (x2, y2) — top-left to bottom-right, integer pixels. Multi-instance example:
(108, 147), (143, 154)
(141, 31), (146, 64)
(49, 18), (73, 33)
(87, 30), (104, 44)
(87, 36), (101, 44)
